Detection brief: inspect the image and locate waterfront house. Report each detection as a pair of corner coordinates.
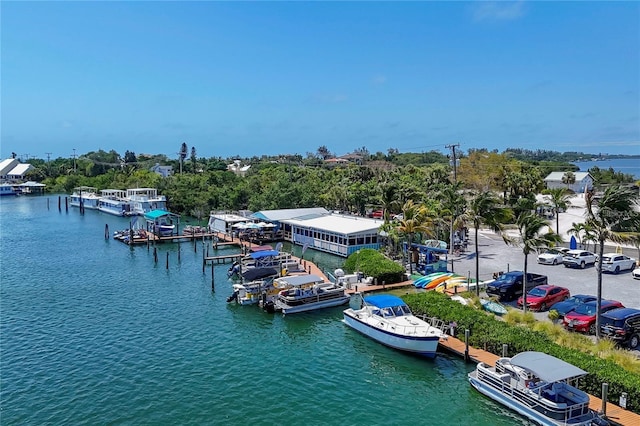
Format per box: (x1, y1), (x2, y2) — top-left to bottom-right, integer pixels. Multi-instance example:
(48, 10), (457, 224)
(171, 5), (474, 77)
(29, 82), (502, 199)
(150, 163), (173, 178)
(544, 171), (594, 193)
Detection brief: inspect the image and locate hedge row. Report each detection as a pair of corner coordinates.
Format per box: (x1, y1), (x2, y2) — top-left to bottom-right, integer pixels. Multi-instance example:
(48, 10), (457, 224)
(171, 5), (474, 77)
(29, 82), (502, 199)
(403, 291), (640, 414)
(343, 248), (405, 284)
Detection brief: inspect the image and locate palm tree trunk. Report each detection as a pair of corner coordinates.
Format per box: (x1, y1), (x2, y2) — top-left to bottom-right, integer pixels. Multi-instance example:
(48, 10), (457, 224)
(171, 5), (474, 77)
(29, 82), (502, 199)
(475, 225), (480, 297)
(596, 238), (605, 341)
(522, 254), (528, 314)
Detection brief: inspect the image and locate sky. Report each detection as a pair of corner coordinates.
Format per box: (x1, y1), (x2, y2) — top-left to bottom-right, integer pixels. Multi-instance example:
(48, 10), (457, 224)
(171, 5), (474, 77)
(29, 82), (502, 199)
(1, 1), (639, 161)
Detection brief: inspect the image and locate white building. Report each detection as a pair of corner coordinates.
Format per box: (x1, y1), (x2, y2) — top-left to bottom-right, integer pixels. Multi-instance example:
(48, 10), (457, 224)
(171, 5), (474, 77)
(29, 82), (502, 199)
(227, 160), (251, 177)
(544, 171), (594, 193)
(0, 158), (34, 181)
(252, 208), (383, 257)
(150, 163), (173, 177)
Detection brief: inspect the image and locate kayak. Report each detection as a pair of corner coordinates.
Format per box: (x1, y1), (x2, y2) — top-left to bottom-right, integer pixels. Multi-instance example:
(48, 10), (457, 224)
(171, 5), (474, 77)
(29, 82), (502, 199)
(481, 298), (508, 316)
(413, 272), (447, 287)
(424, 273), (455, 290)
(435, 277), (468, 293)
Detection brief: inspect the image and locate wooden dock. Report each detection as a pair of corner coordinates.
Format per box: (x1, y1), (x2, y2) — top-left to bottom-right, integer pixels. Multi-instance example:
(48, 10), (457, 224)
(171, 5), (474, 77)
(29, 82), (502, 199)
(437, 334), (640, 425)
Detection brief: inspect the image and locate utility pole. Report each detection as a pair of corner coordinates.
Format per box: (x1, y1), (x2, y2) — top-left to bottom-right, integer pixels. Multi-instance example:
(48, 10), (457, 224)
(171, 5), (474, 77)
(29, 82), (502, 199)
(45, 152), (52, 175)
(445, 143), (460, 183)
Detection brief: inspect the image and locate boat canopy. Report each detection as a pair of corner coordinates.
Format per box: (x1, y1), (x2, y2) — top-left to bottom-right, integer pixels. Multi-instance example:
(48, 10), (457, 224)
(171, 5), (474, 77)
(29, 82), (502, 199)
(364, 295), (407, 309)
(510, 352), (588, 383)
(144, 209), (173, 220)
(250, 245), (274, 252)
(242, 267), (278, 281)
(250, 250), (280, 259)
(275, 274), (323, 287)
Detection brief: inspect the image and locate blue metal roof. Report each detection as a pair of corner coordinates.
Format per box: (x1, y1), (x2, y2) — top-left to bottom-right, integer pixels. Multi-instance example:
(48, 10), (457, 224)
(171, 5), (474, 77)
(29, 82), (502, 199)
(364, 294), (406, 309)
(249, 250), (280, 259)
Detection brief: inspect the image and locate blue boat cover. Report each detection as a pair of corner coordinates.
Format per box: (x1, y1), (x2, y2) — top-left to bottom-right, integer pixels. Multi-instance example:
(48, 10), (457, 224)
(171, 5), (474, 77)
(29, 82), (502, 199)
(242, 267), (278, 281)
(250, 250), (280, 259)
(364, 294), (406, 308)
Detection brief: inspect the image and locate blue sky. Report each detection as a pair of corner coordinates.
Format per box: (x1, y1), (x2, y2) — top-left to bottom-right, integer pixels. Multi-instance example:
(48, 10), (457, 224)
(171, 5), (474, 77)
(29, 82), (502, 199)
(2, 1), (639, 160)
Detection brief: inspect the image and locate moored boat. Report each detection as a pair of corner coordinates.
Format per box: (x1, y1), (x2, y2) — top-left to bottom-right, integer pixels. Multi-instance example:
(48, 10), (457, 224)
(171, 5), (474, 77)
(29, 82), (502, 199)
(272, 274), (349, 315)
(343, 294), (443, 358)
(226, 267), (280, 305)
(126, 187), (167, 215)
(468, 351), (609, 426)
(0, 183), (21, 196)
(70, 186), (100, 210)
(98, 189), (133, 216)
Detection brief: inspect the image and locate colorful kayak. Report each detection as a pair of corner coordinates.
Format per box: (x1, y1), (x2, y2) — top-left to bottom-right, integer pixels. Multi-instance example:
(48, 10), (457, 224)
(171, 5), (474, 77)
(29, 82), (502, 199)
(424, 273), (455, 290)
(413, 272), (447, 287)
(481, 299), (507, 316)
(435, 277), (468, 293)
(451, 295), (468, 305)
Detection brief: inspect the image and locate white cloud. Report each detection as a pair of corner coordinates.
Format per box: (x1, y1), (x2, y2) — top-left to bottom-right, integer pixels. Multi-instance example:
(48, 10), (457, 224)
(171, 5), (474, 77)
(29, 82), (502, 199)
(472, 1), (527, 22)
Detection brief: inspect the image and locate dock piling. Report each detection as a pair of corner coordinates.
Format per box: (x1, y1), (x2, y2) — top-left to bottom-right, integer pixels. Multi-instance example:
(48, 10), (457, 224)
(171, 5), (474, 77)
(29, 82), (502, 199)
(166, 252), (169, 269)
(211, 263), (215, 291)
(153, 247), (158, 263)
(602, 383), (609, 415)
(464, 329), (470, 362)
(502, 344), (508, 357)
(105, 224), (109, 240)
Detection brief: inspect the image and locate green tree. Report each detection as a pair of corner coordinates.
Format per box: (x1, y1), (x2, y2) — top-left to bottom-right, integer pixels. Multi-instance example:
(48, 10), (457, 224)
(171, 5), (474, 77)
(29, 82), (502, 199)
(562, 171), (576, 189)
(463, 192), (513, 296)
(190, 147), (197, 173)
(585, 185), (640, 339)
(179, 142), (188, 174)
(509, 212), (562, 313)
(397, 200), (435, 274)
(547, 188), (572, 234)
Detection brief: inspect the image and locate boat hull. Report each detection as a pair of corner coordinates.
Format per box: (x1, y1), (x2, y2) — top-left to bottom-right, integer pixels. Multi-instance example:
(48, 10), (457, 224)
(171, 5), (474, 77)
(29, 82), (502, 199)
(279, 295), (349, 314)
(343, 311), (440, 358)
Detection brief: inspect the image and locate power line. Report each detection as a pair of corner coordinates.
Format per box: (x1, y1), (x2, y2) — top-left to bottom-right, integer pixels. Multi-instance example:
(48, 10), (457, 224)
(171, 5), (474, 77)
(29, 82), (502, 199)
(445, 143), (460, 182)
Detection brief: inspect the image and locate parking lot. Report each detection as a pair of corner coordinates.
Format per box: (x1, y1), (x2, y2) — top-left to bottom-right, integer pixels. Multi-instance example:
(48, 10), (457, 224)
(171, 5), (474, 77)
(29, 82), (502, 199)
(450, 229), (640, 313)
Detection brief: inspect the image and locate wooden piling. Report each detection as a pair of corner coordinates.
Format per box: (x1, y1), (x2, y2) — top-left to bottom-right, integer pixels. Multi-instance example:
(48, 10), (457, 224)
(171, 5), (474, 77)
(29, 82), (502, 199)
(166, 252), (169, 269)
(178, 246), (181, 262)
(47, 198), (50, 210)
(58, 196), (61, 211)
(105, 224), (109, 240)
(65, 197), (68, 211)
(154, 247), (158, 263)
(211, 262), (216, 292)
(464, 329), (470, 362)
(602, 383), (609, 415)
(502, 344), (508, 357)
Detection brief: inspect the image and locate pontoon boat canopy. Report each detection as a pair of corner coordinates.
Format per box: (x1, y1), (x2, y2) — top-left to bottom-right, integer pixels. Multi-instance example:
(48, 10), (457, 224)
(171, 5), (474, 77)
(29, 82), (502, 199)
(274, 274), (323, 287)
(510, 352), (588, 383)
(249, 250), (280, 259)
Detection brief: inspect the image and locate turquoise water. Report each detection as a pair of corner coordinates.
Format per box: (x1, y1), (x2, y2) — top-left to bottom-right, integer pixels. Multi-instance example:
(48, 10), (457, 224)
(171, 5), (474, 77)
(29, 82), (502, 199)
(0, 196), (529, 425)
(572, 158), (640, 179)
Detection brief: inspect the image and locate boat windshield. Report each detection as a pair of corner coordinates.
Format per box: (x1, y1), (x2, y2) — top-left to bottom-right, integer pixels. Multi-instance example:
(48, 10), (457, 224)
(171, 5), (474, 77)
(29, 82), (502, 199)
(381, 308), (394, 317)
(392, 306), (405, 316)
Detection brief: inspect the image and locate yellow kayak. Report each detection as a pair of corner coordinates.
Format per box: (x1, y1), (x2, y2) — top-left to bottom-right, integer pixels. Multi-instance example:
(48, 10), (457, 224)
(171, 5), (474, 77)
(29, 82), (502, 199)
(424, 273), (457, 290)
(435, 277), (468, 292)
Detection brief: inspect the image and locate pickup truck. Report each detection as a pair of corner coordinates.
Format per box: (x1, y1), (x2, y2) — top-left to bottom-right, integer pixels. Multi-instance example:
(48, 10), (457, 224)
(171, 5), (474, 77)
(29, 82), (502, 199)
(485, 271), (548, 301)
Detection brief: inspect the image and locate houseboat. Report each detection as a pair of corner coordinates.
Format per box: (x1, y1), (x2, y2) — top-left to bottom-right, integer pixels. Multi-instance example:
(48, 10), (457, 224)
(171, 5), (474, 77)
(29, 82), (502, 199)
(126, 187), (167, 215)
(98, 189), (133, 216)
(70, 186), (100, 210)
(0, 183), (20, 196)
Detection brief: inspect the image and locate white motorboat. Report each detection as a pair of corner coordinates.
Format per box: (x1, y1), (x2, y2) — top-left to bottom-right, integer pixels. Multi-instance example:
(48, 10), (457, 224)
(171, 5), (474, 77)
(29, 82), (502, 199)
(271, 274), (349, 315)
(343, 294), (443, 358)
(468, 351), (609, 426)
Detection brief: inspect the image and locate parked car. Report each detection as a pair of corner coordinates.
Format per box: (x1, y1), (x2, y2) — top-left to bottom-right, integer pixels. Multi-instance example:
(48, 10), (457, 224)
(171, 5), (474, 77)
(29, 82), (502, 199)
(485, 271), (548, 301)
(370, 210), (384, 219)
(562, 249), (597, 269)
(633, 266), (640, 280)
(600, 308), (640, 350)
(516, 285), (570, 311)
(596, 253), (636, 274)
(563, 300), (625, 334)
(549, 294), (597, 320)
(537, 248), (568, 265)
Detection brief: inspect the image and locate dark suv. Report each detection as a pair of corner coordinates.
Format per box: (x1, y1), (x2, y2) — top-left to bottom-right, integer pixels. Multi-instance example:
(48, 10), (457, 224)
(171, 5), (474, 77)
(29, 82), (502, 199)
(600, 307), (640, 350)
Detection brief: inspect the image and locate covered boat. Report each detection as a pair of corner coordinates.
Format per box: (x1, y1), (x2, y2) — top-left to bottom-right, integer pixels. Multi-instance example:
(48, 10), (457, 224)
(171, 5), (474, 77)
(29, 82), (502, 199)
(272, 274), (349, 315)
(342, 294), (443, 358)
(468, 351), (609, 426)
(227, 267), (280, 305)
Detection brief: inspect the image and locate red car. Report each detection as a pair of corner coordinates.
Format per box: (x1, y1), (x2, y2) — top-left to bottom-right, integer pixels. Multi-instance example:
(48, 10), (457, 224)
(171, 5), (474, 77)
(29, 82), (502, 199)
(563, 300), (625, 334)
(517, 285), (570, 311)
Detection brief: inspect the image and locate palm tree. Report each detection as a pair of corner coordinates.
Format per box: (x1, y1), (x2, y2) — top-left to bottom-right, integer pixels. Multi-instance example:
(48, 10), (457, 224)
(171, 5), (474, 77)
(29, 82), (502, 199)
(396, 200), (435, 274)
(567, 222), (585, 248)
(547, 188), (571, 235)
(463, 192), (513, 296)
(585, 185), (640, 340)
(509, 212), (562, 313)
(438, 182), (465, 256)
(562, 171), (576, 190)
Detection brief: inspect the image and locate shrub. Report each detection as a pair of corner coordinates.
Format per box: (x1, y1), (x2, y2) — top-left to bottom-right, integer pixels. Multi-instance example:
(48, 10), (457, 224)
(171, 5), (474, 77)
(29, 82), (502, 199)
(403, 291), (640, 413)
(343, 248), (405, 284)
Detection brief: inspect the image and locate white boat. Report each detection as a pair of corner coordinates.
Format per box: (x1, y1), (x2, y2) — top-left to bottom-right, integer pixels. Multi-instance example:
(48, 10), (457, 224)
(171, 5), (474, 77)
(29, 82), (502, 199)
(343, 294), (443, 358)
(0, 183), (20, 196)
(468, 351), (609, 426)
(227, 267), (280, 305)
(126, 187), (167, 215)
(272, 274), (349, 315)
(98, 189), (133, 216)
(70, 186), (100, 210)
